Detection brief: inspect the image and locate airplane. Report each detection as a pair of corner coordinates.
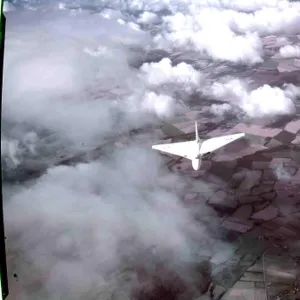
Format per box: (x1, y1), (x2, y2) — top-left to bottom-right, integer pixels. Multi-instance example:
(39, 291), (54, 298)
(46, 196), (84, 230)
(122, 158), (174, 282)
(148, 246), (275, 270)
(152, 121), (245, 170)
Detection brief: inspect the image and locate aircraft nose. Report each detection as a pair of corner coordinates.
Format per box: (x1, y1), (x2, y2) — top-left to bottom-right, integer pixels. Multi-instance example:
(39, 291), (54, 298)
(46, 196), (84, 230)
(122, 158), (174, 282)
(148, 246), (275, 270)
(192, 159), (201, 170)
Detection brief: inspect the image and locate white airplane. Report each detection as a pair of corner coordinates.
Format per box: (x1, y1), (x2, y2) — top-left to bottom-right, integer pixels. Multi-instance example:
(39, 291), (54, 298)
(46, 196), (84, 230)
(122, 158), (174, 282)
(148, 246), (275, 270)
(152, 121), (245, 170)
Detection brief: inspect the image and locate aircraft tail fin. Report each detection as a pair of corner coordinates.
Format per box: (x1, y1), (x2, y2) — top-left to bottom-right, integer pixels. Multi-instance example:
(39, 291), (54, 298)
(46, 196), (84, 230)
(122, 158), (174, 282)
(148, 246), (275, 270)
(195, 121), (199, 141)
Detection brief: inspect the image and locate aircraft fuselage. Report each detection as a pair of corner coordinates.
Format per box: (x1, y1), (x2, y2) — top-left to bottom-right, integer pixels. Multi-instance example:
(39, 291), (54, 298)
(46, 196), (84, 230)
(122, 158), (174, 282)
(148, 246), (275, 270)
(192, 158), (201, 170)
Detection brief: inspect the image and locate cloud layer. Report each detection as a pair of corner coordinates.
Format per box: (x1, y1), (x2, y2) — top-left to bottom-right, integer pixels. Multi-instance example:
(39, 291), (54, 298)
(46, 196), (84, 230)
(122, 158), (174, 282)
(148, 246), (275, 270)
(205, 79), (297, 118)
(3, 0), (300, 298)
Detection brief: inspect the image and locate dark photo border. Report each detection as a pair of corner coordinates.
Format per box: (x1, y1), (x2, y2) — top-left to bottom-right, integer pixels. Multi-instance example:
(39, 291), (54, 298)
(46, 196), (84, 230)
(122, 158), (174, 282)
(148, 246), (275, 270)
(0, 0), (8, 299)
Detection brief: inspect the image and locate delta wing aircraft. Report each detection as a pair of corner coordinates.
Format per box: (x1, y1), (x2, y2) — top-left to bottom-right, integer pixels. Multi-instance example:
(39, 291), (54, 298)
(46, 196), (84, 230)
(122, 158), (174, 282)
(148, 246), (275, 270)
(152, 121), (245, 170)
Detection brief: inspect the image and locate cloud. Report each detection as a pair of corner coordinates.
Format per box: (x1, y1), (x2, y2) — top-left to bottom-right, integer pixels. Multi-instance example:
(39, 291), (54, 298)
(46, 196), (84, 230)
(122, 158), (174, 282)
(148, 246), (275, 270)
(210, 103), (233, 116)
(101, 8), (124, 20)
(140, 58), (203, 92)
(279, 44), (300, 58)
(151, 1), (300, 64)
(4, 144), (214, 299)
(138, 11), (160, 25)
(155, 11), (263, 64)
(3, 1), (16, 12)
(3, 10), (158, 152)
(141, 91), (176, 119)
(206, 79), (296, 118)
(283, 83), (300, 99)
(1, 137), (22, 168)
(186, 2), (300, 36)
(2, 5), (232, 299)
(1, 131), (39, 170)
(243, 84), (296, 118)
(186, 0), (293, 12)
(223, 6), (300, 35)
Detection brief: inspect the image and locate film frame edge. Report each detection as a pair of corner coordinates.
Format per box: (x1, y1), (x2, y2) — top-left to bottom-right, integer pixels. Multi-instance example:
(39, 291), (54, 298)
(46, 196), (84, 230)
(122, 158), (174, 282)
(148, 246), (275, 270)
(0, 0), (8, 299)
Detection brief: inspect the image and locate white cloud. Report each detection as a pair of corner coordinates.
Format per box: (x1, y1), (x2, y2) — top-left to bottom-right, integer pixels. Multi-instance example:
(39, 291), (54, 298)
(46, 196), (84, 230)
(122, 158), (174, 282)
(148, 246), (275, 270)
(127, 21), (141, 31)
(187, 0), (292, 12)
(1, 131), (39, 170)
(210, 103), (232, 116)
(3, 11), (152, 149)
(243, 84), (296, 118)
(283, 83), (300, 99)
(3, 1), (16, 12)
(207, 79), (296, 118)
(138, 11), (159, 24)
(231, 7), (300, 35)
(140, 58), (203, 92)
(5, 148), (203, 298)
(1, 137), (21, 168)
(152, 1), (300, 64)
(117, 18), (126, 25)
(156, 10), (263, 64)
(142, 91), (176, 118)
(192, 29), (263, 64)
(205, 79), (248, 102)
(279, 44), (300, 58)
(101, 9), (124, 20)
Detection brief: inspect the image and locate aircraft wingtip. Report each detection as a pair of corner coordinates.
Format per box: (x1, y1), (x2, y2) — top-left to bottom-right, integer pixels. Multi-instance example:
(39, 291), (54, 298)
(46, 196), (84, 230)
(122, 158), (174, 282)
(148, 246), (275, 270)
(235, 133), (246, 138)
(152, 145), (162, 150)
